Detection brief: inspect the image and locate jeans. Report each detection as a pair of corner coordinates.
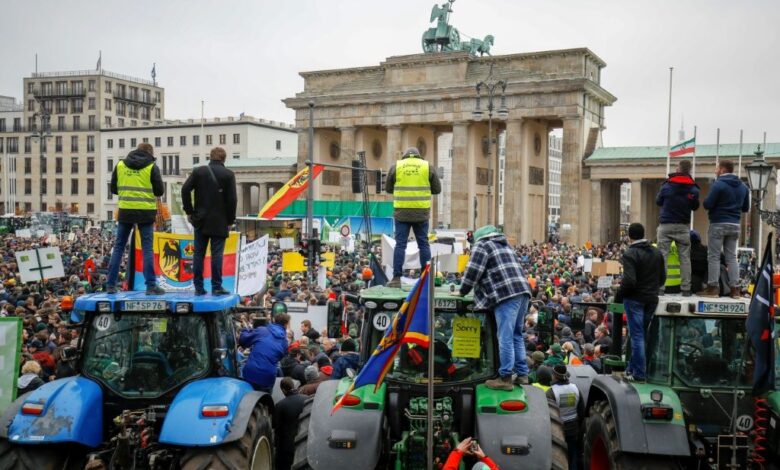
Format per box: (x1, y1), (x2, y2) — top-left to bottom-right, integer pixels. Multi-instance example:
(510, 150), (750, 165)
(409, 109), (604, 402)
(393, 220), (430, 277)
(494, 295), (530, 377)
(707, 223), (740, 287)
(657, 223), (692, 291)
(193, 229), (226, 291)
(107, 222), (156, 288)
(624, 298), (655, 379)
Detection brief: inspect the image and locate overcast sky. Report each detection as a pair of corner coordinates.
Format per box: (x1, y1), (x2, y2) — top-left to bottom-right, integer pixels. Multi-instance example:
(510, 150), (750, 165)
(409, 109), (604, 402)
(1, 0), (777, 147)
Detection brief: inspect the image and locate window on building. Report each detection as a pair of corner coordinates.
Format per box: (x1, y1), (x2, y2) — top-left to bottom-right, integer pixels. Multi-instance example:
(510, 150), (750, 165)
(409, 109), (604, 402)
(155, 137), (161, 147)
(72, 99), (83, 113)
(0, 138), (3, 153)
(24, 202), (31, 213)
(28, 117), (35, 131)
(193, 155), (199, 165)
(24, 137), (31, 153)
(107, 159), (113, 173)
(88, 97), (95, 110)
(87, 135), (95, 152)
(72, 115), (80, 131)
(105, 81), (111, 93)
(7, 137), (18, 153)
(107, 139), (113, 149)
(155, 91), (161, 103)
(56, 100), (67, 114)
(119, 139), (125, 149)
(55, 178), (62, 195)
(27, 82), (33, 94)
(41, 202), (47, 212)
(71, 81), (83, 94)
(13, 118), (21, 132)
(41, 179), (47, 195)
(71, 136), (78, 152)
(276, 140), (281, 150)
(167, 136), (174, 147)
(40, 155), (46, 173)
(24, 179), (31, 195)
(27, 100), (34, 112)
(71, 178), (78, 195)
(87, 179), (94, 195)
(141, 107), (150, 120)
(88, 80), (96, 92)
(174, 155), (179, 175)
(233, 134), (240, 144)
(105, 116), (112, 127)
(219, 134), (226, 145)
(180, 136), (186, 146)
(71, 157), (79, 174)
(57, 116), (65, 131)
(206, 135), (213, 145)
(130, 138), (137, 148)
(105, 98), (112, 111)
(233, 153), (240, 159)
(118, 118), (124, 127)
(88, 115), (96, 130)
(24, 158), (31, 174)
(155, 108), (160, 119)
(106, 183), (113, 201)
(42, 100), (52, 114)
(107, 210), (113, 220)
(87, 203), (94, 213)
(131, 120), (137, 127)
(55, 158), (62, 174)
(142, 137), (149, 143)
(162, 155), (168, 175)
(87, 157), (95, 174)
(0, 119), (5, 132)
(193, 135), (200, 146)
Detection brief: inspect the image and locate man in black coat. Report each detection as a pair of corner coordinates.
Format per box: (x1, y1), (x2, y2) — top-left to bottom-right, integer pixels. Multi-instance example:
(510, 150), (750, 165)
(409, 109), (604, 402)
(273, 377), (307, 470)
(614, 223), (665, 382)
(181, 147), (238, 295)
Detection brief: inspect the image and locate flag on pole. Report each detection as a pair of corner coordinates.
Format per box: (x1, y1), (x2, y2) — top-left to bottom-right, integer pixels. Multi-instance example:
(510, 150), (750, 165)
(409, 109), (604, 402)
(258, 164), (324, 220)
(746, 234), (775, 396)
(151, 63), (156, 83)
(332, 266), (431, 414)
(96, 51), (102, 71)
(670, 137), (696, 158)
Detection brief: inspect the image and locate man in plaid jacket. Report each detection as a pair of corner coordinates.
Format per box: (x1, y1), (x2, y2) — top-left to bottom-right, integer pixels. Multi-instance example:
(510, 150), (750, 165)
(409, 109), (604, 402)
(457, 225), (533, 390)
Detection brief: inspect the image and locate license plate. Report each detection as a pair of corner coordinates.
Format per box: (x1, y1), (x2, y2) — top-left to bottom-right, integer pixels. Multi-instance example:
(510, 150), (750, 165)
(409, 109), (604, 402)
(123, 300), (167, 312)
(697, 301), (746, 314)
(434, 299), (457, 310)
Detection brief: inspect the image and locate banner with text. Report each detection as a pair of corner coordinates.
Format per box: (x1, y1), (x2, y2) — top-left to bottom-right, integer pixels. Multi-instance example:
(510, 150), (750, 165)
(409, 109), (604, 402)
(237, 236), (269, 297)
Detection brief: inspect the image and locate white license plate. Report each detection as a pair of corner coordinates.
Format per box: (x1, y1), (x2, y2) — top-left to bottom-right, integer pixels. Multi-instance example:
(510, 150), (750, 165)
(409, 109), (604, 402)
(697, 301), (746, 314)
(123, 300), (167, 312)
(434, 299), (457, 310)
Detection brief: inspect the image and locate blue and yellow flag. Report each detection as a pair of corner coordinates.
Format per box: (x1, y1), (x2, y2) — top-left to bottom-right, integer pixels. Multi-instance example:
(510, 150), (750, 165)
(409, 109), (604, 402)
(332, 266), (431, 413)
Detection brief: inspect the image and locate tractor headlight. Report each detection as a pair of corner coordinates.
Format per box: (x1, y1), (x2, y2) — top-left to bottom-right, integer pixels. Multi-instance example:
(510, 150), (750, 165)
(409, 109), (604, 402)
(175, 303), (192, 313)
(97, 302), (111, 313)
(383, 302), (399, 310)
(364, 301), (378, 309)
(650, 389), (663, 403)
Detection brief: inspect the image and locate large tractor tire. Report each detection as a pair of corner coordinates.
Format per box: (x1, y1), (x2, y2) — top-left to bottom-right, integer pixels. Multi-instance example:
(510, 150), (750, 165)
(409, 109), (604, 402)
(180, 404), (274, 470)
(548, 398), (569, 470)
(291, 397), (314, 470)
(584, 400), (678, 470)
(0, 439), (71, 470)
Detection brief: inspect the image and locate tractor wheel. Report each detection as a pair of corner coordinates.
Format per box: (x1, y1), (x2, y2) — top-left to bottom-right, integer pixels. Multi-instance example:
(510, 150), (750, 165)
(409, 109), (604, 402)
(180, 403), (274, 470)
(548, 397), (569, 470)
(0, 439), (71, 470)
(584, 400), (678, 470)
(291, 397), (315, 470)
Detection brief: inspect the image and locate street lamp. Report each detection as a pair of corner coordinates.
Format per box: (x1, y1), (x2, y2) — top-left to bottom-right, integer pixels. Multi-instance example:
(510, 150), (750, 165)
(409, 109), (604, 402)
(29, 110), (52, 213)
(745, 146), (780, 228)
(472, 62), (508, 226)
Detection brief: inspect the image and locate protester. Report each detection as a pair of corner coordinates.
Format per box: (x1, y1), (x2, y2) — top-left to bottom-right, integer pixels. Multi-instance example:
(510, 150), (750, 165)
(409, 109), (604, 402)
(300, 319), (320, 343)
(581, 343), (602, 373)
(386, 147), (442, 287)
(273, 377), (307, 470)
(614, 223), (665, 382)
(656, 159), (699, 296)
(17, 360), (45, 395)
(532, 365), (553, 393)
(689, 230), (709, 293)
(106, 143), (165, 295)
(700, 159), (750, 298)
(181, 147), (238, 296)
(239, 310), (289, 392)
(458, 225), (533, 390)
(331, 338), (360, 380)
(443, 437), (498, 470)
(548, 364), (581, 469)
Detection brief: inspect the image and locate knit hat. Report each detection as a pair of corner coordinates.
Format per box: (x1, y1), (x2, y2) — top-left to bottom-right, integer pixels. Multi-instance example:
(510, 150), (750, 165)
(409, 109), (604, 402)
(536, 365), (553, 386)
(561, 327), (572, 337)
(304, 365), (319, 383)
(531, 351), (546, 364)
(402, 147), (421, 158)
(316, 356), (331, 368)
(552, 364), (570, 380)
(550, 343), (562, 354)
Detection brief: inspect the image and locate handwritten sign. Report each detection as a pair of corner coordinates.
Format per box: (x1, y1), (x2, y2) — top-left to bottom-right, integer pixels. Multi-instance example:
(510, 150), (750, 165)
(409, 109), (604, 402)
(237, 235), (269, 297)
(597, 276), (613, 289)
(452, 317), (481, 359)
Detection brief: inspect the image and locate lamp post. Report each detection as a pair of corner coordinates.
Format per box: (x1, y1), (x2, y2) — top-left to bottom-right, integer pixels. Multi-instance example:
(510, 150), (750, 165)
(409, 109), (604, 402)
(745, 146), (777, 259)
(472, 62), (508, 226)
(29, 111), (52, 213)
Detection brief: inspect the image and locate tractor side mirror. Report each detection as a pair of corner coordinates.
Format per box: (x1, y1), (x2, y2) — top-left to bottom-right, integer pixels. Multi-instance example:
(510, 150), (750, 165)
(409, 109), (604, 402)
(61, 346), (79, 362)
(212, 348), (228, 375)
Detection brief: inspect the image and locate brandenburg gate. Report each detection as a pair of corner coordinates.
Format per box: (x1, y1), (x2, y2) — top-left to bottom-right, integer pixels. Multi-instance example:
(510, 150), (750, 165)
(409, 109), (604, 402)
(284, 47), (616, 245)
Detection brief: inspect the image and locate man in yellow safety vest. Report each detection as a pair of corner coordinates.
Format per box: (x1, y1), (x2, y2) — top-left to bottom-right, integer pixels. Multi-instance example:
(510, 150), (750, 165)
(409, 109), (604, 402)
(386, 147), (441, 287)
(106, 143), (165, 294)
(664, 241), (682, 294)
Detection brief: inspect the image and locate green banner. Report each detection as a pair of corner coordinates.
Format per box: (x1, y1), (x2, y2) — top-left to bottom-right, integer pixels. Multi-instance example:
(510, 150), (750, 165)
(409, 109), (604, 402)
(0, 317), (22, 412)
(278, 200), (393, 219)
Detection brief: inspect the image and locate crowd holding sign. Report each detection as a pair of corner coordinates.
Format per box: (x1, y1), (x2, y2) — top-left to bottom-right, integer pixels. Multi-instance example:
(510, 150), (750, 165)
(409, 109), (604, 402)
(237, 236), (269, 297)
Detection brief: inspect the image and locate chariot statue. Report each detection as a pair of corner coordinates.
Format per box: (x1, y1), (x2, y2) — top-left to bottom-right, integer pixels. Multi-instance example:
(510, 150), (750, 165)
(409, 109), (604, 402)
(421, 0), (494, 56)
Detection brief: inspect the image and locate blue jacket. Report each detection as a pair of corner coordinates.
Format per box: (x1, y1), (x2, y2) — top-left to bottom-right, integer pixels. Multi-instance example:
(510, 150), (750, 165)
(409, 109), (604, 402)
(239, 323), (288, 389)
(703, 174), (750, 224)
(331, 352), (361, 380)
(656, 173), (699, 224)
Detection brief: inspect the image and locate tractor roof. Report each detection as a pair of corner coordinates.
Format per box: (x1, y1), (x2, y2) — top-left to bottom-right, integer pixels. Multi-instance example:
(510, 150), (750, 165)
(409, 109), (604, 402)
(74, 291), (240, 314)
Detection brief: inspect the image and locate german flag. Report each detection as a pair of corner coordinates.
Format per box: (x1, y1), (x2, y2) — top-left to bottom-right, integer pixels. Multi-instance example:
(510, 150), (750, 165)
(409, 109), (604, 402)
(258, 164), (324, 220)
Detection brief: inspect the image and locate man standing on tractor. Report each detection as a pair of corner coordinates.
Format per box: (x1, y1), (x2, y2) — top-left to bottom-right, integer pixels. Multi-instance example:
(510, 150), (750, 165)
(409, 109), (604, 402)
(656, 159), (699, 296)
(106, 143), (165, 295)
(548, 364), (581, 469)
(614, 223), (666, 383)
(457, 225), (533, 390)
(386, 147), (441, 287)
(239, 309), (290, 393)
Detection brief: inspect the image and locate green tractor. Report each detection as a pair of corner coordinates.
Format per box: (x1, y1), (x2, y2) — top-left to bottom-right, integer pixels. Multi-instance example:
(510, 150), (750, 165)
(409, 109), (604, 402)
(573, 295), (780, 469)
(293, 285), (568, 469)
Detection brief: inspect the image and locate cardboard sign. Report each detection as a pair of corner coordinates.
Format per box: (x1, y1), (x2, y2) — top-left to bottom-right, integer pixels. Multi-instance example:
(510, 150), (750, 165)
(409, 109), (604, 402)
(452, 317), (481, 358)
(597, 276), (613, 289)
(237, 236), (269, 297)
(0, 318), (22, 411)
(321, 252), (335, 269)
(16, 248), (65, 283)
(282, 252), (306, 272)
(14, 229), (31, 239)
(279, 238), (295, 250)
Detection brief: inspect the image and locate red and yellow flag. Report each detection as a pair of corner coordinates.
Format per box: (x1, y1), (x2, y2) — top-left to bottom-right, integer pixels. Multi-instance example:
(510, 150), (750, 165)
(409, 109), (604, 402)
(258, 165), (324, 220)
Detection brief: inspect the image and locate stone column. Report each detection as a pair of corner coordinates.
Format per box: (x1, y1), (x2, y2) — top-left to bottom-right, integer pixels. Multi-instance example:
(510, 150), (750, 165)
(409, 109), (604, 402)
(239, 183), (252, 217)
(450, 122), (471, 228)
(386, 126), (402, 163)
(590, 179), (603, 244)
(339, 127), (356, 200)
(629, 179), (643, 224)
(432, 131), (440, 228)
(560, 118), (584, 243)
(502, 119), (525, 243)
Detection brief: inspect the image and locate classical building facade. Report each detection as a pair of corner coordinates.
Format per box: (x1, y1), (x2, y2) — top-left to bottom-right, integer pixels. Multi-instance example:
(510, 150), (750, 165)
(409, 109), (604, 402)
(548, 134), (562, 227)
(285, 49), (616, 244)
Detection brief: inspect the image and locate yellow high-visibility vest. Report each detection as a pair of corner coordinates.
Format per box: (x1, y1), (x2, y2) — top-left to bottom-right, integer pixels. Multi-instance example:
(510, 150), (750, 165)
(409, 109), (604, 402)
(393, 158), (431, 210)
(533, 383), (551, 393)
(665, 241), (681, 288)
(116, 160), (156, 210)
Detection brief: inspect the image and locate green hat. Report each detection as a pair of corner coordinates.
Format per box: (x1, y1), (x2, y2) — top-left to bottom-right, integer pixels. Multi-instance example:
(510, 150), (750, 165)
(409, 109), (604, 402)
(550, 343), (562, 354)
(531, 351), (546, 363)
(473, 225), (501, 242)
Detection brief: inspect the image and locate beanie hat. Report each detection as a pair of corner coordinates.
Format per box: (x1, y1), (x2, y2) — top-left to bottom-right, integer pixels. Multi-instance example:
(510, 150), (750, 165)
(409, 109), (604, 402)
(561, 327), (572, 337)
(536, 365), (553, 386)
(550, 343), (562, 354)
(531, 351), (546, 364)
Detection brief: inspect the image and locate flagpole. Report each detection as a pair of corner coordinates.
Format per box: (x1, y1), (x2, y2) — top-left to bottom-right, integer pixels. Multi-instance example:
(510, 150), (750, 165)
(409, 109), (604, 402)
(759, 132), (767, 260)
(738, 130), (744, 179)
(426, 262), (435, 470)
(665, 67), (674, 176)
(691, 126), (697, 230)
(715, 128), (720, 169)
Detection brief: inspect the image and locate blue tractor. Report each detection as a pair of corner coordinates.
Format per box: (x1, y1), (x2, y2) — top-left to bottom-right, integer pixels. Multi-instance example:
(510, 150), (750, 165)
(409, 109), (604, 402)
(0, 292), (275, 469)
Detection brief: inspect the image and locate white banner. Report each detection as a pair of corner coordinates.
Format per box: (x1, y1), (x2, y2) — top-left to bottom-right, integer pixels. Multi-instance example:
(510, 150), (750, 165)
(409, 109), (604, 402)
(15, 248), (65, 284)
(237, 235), (268, 297)
(381, 234), (459, 271)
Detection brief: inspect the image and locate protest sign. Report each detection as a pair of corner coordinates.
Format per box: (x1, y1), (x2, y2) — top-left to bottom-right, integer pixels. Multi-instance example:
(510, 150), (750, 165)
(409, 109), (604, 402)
(237, 236), (269, 297)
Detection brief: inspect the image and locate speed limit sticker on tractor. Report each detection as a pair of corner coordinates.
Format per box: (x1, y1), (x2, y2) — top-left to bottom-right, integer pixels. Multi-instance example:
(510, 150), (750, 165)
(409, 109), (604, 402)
(95, 314), (112, 331)
(736, 414), (754, 432)
(373, 313), (391, 331)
